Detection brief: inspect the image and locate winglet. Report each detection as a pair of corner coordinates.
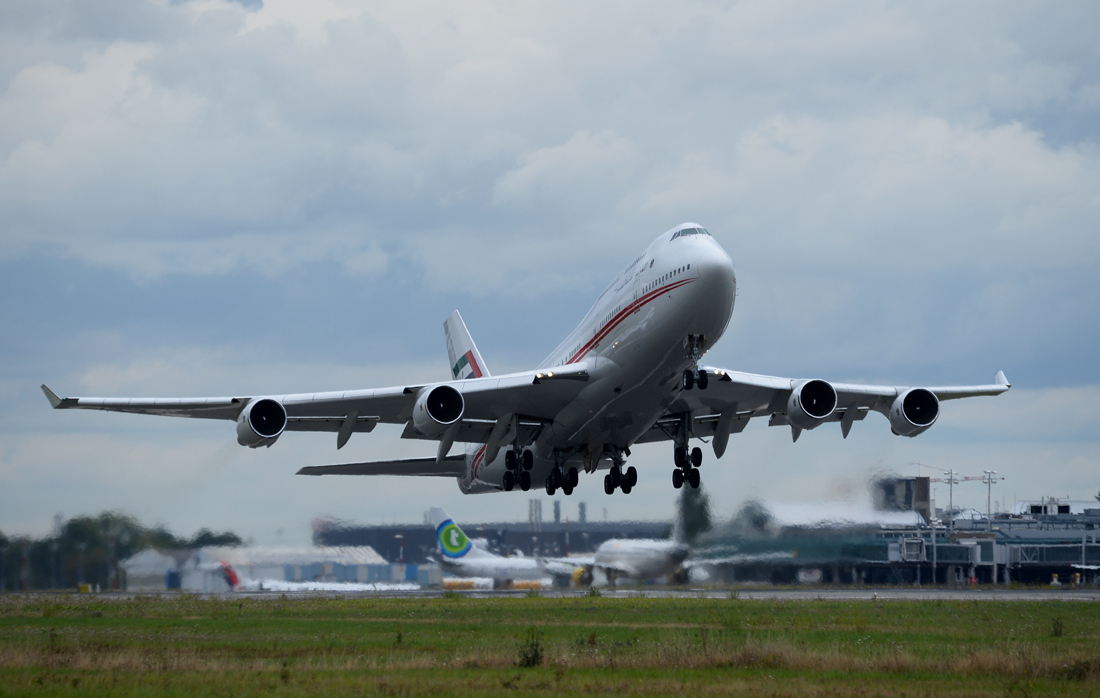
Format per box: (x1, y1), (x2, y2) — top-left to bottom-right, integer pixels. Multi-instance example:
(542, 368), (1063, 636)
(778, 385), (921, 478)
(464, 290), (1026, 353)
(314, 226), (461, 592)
(41, 385), (64, 409)
(994, 370), (1011, 387)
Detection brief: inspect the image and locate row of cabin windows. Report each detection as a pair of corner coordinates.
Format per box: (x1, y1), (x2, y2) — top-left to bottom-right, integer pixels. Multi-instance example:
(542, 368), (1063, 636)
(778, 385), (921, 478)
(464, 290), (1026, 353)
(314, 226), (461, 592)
(642, 264), (690, 295)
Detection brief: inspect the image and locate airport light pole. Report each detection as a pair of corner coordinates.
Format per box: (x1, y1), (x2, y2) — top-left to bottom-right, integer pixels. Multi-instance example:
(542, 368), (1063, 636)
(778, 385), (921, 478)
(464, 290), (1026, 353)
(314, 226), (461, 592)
(943, 470), (959, 533)
(983, 470), (999, 533)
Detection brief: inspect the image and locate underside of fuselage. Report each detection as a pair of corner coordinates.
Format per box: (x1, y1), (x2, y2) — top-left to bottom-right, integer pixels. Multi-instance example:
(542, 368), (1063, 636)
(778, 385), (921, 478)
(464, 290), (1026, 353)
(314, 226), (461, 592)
(459, 227), (737, 495)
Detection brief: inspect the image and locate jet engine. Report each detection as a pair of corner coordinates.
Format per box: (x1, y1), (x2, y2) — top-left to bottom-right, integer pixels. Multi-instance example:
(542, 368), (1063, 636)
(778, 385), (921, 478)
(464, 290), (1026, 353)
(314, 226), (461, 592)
(412, 384), (464, 436)
(889, 388), (939, 437)
(236, 398), (287, 448)
(787, 379), (837, 429)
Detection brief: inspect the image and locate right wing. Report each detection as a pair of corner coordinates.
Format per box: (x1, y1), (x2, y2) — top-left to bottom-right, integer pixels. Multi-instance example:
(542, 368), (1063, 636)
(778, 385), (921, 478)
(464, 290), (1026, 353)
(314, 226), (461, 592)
(41, 362), (592, 448)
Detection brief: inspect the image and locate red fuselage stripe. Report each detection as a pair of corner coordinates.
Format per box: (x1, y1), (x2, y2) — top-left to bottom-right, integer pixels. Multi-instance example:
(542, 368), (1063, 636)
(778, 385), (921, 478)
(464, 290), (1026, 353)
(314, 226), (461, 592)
(567, 277), (696, 365)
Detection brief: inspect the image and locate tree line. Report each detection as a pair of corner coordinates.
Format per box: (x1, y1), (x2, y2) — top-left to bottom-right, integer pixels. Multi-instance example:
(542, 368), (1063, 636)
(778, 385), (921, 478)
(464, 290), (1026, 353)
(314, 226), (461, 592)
(0, 511), (241, 591)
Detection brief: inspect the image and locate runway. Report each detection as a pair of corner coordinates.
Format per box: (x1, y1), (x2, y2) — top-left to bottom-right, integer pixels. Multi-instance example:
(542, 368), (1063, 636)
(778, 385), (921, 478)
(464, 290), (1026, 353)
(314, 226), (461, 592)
(226, 586), (1100, 601)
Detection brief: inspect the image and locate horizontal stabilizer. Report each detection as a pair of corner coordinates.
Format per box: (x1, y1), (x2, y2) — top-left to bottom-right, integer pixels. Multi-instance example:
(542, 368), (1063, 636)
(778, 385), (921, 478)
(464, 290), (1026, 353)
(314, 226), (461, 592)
(297, 455), (466, 477)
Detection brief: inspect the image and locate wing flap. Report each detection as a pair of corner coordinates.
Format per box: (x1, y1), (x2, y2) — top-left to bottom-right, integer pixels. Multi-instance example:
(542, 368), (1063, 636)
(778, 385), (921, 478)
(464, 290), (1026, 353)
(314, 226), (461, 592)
(297, 455), (466, 477)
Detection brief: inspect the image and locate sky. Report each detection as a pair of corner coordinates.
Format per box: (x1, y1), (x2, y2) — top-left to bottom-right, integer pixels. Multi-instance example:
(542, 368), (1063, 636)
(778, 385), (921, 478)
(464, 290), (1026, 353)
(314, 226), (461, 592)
(2, 0), (1099, 546)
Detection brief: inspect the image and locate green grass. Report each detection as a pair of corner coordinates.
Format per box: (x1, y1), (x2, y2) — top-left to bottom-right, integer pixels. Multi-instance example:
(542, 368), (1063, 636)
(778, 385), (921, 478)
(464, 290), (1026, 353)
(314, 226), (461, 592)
(0, 593), (1098, 696)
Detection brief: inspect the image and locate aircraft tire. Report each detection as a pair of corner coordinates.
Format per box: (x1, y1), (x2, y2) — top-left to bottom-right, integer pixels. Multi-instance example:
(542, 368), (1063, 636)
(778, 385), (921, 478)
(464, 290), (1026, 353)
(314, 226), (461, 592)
(568, 467), (579, 488)
(672, 468), (684, 489)
(604, 474), (614, 495)
(626, 466), (638, 487)
(682, 369), (694, 391)
(546, 477), (556, 495)
(520, 470), (532, 491)
(503, 471), (515, 491)
(621, 481), (632, 494)
(697, 369), (709, 390)
(505, 451), (517, 470)
(674, 447), (687, 469)
(688, 467), (700, 489)
(522, 449), (534, 470)
(691, 447), (703, 468)
(562, 482), (573, 496)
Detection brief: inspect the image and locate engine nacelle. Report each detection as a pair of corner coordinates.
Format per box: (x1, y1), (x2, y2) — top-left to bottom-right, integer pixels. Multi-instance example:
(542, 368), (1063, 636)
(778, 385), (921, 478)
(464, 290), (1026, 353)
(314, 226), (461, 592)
(889, 388), (939, 437)
(412, 384), (464, 436)
(787, 379), (837, 429)
(236, 398), (287, 448)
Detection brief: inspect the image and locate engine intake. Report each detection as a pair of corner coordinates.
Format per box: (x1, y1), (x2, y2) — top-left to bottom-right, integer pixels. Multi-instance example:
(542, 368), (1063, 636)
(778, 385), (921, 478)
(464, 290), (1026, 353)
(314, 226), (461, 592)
(889, 388), (939, 437)
(236, 398), (287, 448)
(413, 385), (464, 436)
(787, 379), (837, 429)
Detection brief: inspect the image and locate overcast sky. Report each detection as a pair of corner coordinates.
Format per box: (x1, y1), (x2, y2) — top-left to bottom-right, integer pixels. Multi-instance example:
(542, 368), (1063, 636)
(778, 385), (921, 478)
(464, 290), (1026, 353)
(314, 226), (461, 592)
(2, 0), (1098, 546)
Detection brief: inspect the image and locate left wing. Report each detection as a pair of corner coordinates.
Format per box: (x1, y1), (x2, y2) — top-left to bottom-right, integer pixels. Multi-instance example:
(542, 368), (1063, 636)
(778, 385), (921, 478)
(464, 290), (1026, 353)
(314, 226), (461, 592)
(635, 369), (1011, 456)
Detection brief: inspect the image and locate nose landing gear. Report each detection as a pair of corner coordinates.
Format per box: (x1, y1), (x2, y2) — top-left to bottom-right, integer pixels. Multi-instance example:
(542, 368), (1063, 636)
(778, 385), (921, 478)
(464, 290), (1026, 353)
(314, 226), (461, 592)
(681, 335), (710, 391)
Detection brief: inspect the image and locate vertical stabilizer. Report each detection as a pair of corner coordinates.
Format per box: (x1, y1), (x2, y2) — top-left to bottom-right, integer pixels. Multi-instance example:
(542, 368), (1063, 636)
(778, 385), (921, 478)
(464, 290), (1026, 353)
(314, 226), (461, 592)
(445, 311), (490, 380)
(430, 507), (473, 559)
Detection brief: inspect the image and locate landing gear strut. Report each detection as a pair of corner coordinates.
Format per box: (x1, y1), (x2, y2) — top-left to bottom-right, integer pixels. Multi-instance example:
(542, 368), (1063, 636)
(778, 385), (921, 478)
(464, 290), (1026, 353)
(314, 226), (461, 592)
(602, 448), (637, 495)
(670, 414), (702, 489)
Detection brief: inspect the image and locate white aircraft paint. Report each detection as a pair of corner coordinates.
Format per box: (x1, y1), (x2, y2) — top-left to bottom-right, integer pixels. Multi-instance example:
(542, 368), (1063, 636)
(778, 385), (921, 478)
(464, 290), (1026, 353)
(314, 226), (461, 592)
(42, 223), (1011, 496)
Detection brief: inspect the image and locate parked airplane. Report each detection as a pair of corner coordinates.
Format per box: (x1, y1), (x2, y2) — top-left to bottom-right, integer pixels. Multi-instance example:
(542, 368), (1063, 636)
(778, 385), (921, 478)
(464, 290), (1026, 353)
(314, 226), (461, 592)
(564, 537), (692, 585)
(42, 223), (1011, 495)
(429, 507), (555, 585)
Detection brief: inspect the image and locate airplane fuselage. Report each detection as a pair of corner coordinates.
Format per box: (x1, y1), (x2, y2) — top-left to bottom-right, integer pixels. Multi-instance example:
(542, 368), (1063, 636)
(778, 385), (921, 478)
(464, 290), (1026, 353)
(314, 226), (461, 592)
(461, 225), (737, 492)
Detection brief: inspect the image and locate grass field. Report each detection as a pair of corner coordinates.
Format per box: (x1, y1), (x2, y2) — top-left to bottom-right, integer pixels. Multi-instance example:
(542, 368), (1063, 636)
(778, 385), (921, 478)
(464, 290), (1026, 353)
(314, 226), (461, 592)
(1, 592), (1098, 696)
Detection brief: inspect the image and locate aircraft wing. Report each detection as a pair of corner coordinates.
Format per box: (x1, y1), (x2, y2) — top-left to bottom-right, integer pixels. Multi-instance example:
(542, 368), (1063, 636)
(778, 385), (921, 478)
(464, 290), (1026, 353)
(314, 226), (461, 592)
(40, 363), (591, 443)
(633, 369), (1011, 447)
(297, 455), (466, 477)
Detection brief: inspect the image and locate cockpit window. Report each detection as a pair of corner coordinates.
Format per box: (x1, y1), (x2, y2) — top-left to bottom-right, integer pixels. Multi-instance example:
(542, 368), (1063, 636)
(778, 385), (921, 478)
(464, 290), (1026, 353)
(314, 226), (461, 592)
(671, 227), (711, 241)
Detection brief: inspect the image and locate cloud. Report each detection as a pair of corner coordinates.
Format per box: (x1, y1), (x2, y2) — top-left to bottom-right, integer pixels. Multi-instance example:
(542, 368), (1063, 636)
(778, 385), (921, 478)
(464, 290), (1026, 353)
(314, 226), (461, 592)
(2, 0), (1099, 542)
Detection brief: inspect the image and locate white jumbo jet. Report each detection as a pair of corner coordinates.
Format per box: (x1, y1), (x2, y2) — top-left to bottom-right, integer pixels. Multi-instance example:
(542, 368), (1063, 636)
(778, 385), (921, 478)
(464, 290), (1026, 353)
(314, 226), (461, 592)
(42, 223), (1011, 495)
(430, 507), (554, 585)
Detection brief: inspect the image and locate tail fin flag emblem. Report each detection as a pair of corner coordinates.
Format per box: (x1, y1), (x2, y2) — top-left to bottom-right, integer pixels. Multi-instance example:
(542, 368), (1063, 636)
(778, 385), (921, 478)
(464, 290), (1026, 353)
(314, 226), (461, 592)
(444, 310), (490, 380)
(436, 519), (472, 558)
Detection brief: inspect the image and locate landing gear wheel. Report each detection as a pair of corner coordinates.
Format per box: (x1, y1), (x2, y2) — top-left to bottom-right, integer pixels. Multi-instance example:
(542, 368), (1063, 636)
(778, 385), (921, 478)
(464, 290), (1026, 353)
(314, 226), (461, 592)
(546, 477), (556, 495)
(697, 369), (709, 390)
(505, 451), (517, 470)
(522, 450), (534, 470)
(691, 447), (703, 468)
(503, 471), (515, 491)
(621, 481), (632, 494)
(562, 482), (573, 496)
(687, 467), (700, 489)
(672, 468), (684, 489)
(520, 470), (532, 491)
(604, 473), (614, 495)
(682, 369), (695, 391)
(626, 466), (638, 487)
(568, 467), (579, 488)
(674, 447), (687, 469)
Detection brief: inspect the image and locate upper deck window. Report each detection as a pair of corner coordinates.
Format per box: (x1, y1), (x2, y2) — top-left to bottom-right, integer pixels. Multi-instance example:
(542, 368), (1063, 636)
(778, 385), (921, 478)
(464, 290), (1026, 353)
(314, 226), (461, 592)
(671, 227), (711, 241)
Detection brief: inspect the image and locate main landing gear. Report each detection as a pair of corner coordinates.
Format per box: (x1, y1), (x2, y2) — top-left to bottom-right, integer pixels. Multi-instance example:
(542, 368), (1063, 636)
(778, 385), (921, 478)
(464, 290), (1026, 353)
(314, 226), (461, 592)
(545, 466), (579, 496)
(501, 448), (534, 492)
(603, 464), (638, 495)
(672, 446), (702, 489)
(682, 368), (709, 391)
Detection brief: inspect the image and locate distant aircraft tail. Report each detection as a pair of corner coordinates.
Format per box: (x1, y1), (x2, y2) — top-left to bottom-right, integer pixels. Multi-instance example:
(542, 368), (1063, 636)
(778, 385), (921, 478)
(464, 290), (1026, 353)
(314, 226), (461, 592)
(445, 311), (490, 379)
(430, 506), (473, 559)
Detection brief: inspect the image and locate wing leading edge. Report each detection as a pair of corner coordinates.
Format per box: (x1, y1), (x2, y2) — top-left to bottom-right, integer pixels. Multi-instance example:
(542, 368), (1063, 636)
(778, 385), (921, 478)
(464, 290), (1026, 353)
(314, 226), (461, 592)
(639, 370), (1011, 451)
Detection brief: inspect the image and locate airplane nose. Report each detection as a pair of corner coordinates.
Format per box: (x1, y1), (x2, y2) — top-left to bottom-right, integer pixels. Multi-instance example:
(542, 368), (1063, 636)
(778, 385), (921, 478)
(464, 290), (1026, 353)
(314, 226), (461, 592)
(694, 240), (737, 308)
